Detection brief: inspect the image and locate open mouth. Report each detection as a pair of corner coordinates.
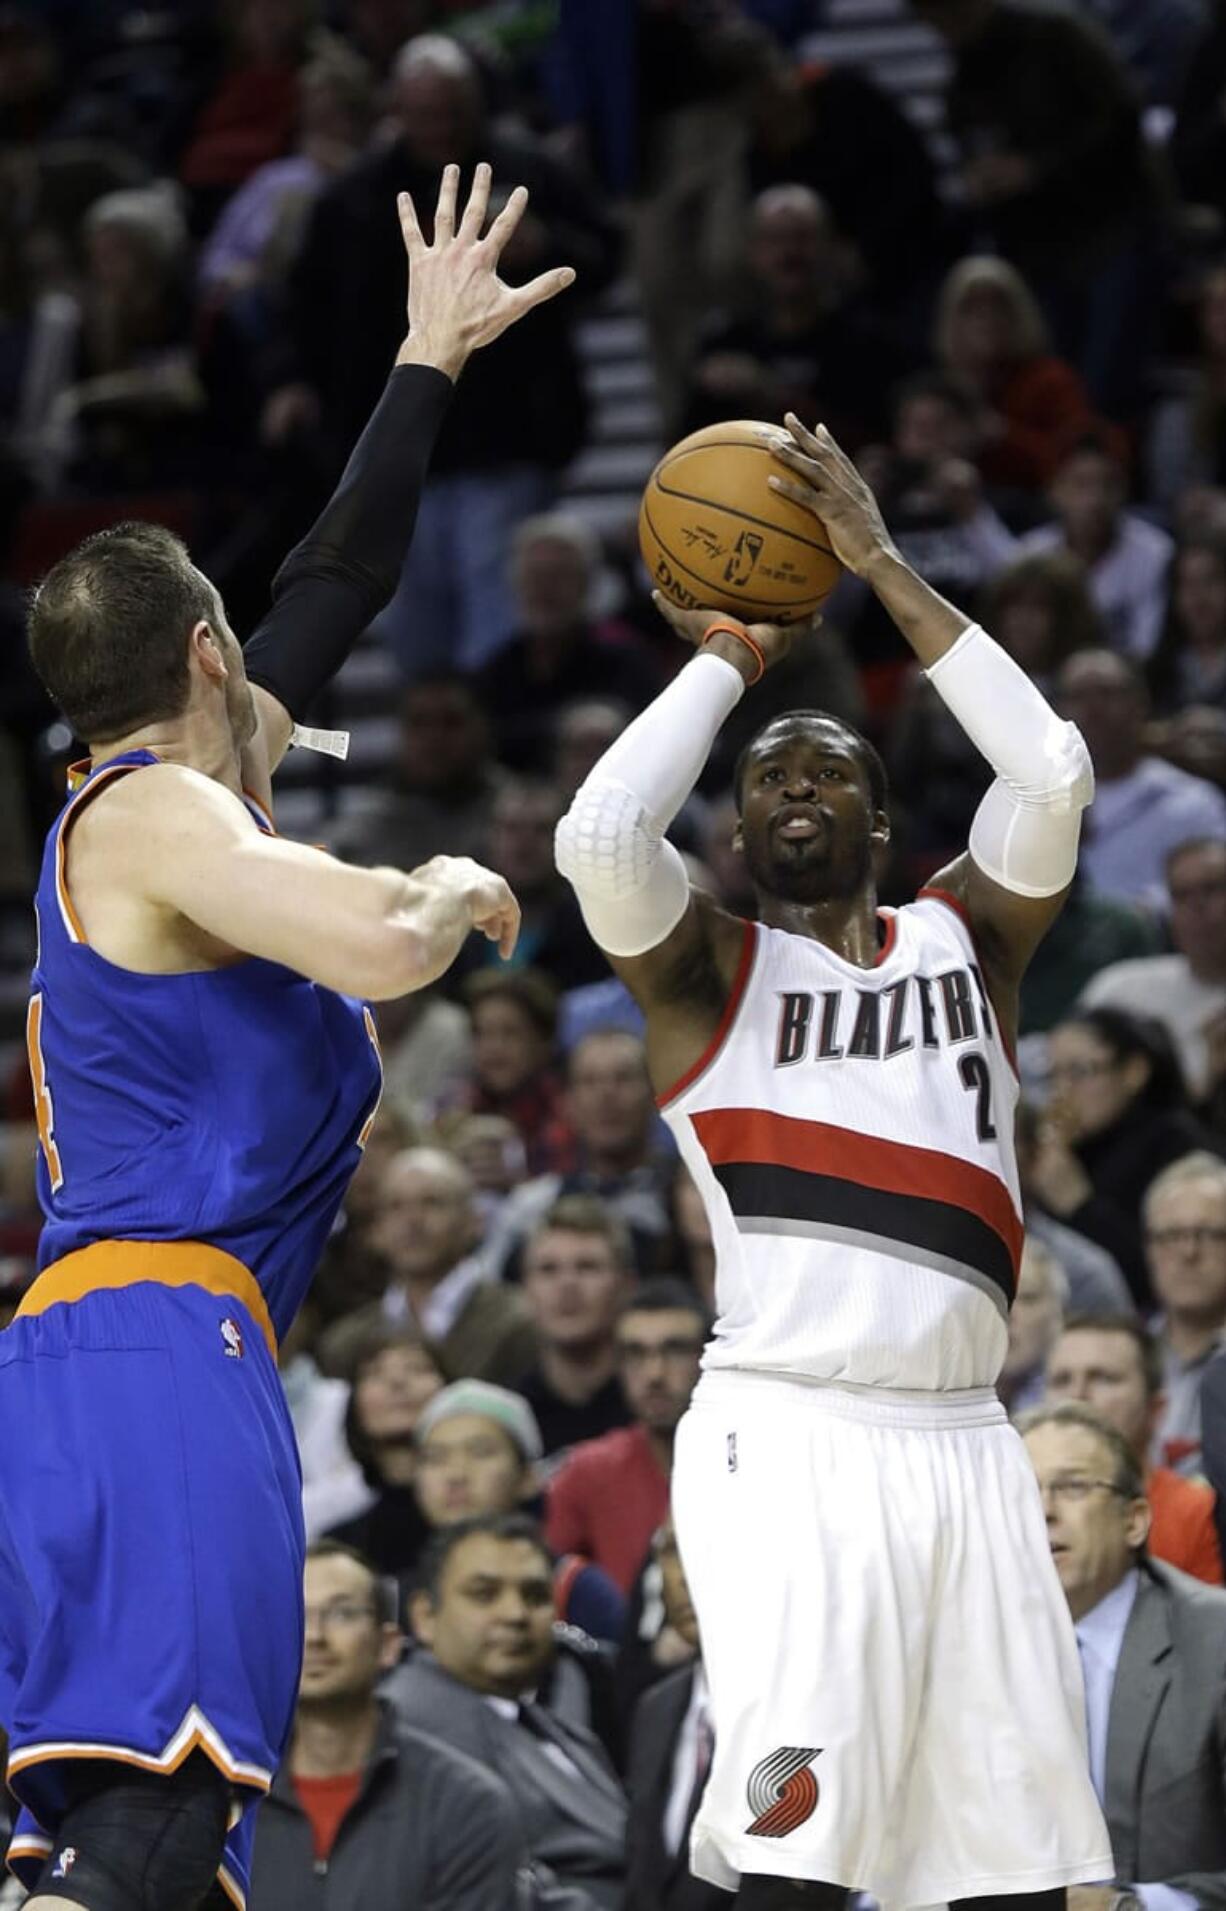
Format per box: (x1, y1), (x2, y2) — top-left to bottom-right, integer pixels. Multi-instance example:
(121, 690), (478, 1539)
(774, 804), (824, 841)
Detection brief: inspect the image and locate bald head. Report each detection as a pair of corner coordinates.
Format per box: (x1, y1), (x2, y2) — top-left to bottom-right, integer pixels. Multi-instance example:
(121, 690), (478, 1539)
(391, 32), (482, 167)
(750, 186), (837, 301)
(371, 1146), (481, 1287)
(1055, 648), (1146, 780)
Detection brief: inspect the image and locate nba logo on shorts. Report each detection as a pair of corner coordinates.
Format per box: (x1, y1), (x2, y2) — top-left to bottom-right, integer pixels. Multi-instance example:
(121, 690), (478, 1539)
(745, 1747), (822, 1837)
(220, 1317), (244, 1359)
(51, 1847), (77, 1879)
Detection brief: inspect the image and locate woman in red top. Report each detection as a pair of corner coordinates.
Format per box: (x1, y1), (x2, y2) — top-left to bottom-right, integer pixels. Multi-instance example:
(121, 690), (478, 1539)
(935, 254), (1099, 490)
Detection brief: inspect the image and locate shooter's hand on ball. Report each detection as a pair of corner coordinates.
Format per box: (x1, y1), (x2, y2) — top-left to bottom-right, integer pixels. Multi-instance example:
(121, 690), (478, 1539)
(769, 413), (899, 580)
(395, 161), (576, 383)
(650, 589), (812, 684)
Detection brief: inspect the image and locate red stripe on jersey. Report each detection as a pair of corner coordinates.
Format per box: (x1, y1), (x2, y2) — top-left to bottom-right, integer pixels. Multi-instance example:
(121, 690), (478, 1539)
(691, 1105), (1023, 1272)
(657, 919), (758, 1109)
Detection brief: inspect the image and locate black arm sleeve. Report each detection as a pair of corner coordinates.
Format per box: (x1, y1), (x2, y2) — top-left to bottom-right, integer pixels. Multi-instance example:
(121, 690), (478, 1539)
(242, 362), (453, 721)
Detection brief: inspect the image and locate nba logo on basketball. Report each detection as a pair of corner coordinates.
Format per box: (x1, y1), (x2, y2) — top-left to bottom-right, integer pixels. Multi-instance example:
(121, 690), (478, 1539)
(745, 1747), (822, 1837)
(220, 1317), (244, 1359)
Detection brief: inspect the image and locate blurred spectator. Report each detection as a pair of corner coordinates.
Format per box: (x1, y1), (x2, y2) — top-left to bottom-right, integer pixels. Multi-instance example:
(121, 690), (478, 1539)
(512, 1196), (635, 1460)
(553, 699), (634, 804)
(1081, 0), (1205, 109)
(696, 795), (755, 920)
(1014, 1102), (1135, 1317)
(325, 1321), (445, 1578)
(680, 183), (911, 449)
(1007, 440), (1174, 663)
(624, 1518), (725, 1911)
(323, 1147), (536, 1385)
(748, 53), (947, 324)
(449, 1114), (528, 1232)
(42, 182), (203, 493)
(1145, 1152), (1226, 1475)
(249, 1540), (525, 1911)
(0, 7), (63, 144)
(178, 0), (318, 237)
(402, 1515), (628, 1909)
(1031, 1009), (1224, 1303)
(670, 1166), (716, 1312)
(274, 32), (617, 673)
(477, 514), (661, 774)
(1203, 1341), (1226, 1555)
(1148, 534), (1226, 715)
(1172, 1), (1226, 225)
(410, 1379), (625, 1642)
(1021, 1403), (1226, 1897)
(934, 256), (1099, 492)
(1045, 1314), (1222, 1583)
(1148, 264), (1226, 513)
(1082, 838), (1226, 1108)
(279, 1295), (370, 1541)
(330, 671), (508, 871)
(453, 969), (574, 1178)
(488, 1031), (675, 1280)
(546, 1279), (709, 1594)
(998, 1236), (1067, 1415)
(558, 975), (647, 1055)
(372, 987), (474, 1134)
(913, 0), (1161, 419)
(456, 778), (607, 992)
(197, 34), (373, 303)
(1054, 650), (1226, 912)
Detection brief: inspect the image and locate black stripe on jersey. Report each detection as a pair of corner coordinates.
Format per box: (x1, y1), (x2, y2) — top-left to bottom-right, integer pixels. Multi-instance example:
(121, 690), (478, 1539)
(712, 1160), (1016, 1307)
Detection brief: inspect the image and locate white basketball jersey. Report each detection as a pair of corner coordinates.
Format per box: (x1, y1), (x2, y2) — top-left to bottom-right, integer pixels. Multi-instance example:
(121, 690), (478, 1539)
(661, 892), (1022, 1391)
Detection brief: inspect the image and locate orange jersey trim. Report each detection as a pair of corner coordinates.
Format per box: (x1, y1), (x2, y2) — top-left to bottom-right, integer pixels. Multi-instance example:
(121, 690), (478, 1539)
(15, 1239), (278, 1358)
(55, 760), (148, 945)
(7, 1711), (273, 1795)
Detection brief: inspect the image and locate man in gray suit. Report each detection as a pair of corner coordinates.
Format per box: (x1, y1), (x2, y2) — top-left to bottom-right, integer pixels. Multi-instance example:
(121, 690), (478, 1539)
(394, 1512), (627, 1910)
(1022, 1401), (1226, 1911)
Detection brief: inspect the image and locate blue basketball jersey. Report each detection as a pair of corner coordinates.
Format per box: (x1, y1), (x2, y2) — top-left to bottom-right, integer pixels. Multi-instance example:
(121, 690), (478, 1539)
(26, 749), (382, 1342)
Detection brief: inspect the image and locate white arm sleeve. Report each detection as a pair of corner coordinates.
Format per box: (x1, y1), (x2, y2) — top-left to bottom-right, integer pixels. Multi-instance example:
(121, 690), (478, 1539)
(924, 622), (1094, 898)
(555, 650), (745, 956)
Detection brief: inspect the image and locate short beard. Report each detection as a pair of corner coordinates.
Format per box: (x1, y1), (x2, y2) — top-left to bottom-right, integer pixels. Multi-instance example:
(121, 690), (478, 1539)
(743, 830), (872, 904)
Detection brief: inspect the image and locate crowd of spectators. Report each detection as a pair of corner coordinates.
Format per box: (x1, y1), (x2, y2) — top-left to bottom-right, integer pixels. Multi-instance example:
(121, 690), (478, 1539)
(4, 0), (1226, 1905)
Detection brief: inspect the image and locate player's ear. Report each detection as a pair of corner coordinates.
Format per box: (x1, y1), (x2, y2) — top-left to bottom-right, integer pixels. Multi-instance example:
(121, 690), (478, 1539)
(191, 620), (228, 681)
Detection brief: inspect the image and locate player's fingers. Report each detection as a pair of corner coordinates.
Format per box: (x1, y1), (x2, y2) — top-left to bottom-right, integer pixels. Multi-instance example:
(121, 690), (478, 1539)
(507, 264), (577, 315)
(771, 441), (828, 486)
(498, 902), (521, 961)
(433, 162), (460, 242)
(783, 411), (824, 456)
(484, 182), (529, 254)
(397, 190), (425, 259)
(459, 160), (492, 240)
(767, 472), (824, 517)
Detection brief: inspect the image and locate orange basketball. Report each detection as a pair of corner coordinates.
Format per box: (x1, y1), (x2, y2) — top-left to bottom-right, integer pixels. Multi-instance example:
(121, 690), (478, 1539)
(639, 419), (841, 625)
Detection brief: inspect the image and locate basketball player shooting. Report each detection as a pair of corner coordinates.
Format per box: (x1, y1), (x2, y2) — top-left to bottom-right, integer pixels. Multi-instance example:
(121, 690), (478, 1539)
(1, 166), (572, 1911)
(556, 417), (1113, 1911)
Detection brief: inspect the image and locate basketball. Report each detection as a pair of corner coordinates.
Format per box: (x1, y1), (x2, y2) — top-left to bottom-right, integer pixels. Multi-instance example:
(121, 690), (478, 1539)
(639, 419), (842, 625)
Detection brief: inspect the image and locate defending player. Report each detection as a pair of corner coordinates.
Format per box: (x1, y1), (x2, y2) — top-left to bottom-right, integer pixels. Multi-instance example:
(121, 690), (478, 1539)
(555, 418), (1112, 1910)
(1, 167), (572, 1911)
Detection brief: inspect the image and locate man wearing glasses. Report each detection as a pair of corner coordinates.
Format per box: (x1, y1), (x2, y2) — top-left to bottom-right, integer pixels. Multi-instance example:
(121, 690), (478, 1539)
(546, 1281), (710, 1593)
(1144, 1154), (1226, 1474)
(1020, 1401), (1226, 1911)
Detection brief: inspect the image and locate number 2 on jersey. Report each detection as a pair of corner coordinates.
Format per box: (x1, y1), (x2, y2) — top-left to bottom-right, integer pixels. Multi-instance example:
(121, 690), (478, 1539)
(958, 1051), (997, 1143)
(26, 992), (64, 1190)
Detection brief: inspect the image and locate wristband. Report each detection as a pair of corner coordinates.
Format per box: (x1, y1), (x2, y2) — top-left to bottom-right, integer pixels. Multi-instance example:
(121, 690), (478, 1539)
(702, 618), (765, 686)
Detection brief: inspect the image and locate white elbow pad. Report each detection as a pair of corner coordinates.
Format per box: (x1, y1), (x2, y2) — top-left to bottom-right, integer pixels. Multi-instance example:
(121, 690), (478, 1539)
(969, 724), (1094, 897)
(555, 779), (691, 957)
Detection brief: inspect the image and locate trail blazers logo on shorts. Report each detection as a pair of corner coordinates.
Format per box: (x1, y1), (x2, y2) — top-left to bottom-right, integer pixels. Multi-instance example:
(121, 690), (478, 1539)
(745, 1747), (822, 1838)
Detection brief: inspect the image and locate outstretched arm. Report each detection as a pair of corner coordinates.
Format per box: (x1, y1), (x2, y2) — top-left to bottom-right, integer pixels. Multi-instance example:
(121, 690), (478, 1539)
(555, 602), (797, 1095)
(240, 163), (576, 797)
(770, 416), (1093, 1043)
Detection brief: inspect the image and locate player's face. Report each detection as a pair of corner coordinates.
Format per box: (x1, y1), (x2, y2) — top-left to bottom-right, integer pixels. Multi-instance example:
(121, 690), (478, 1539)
(1024, 1422), (1149, 1622)
(522, 1229), (633, 1349)
(616, 1308), (704, 1435)
(415, 1416), (529, 1526)
(415, 1537), (555, 1698)
(1044, 1330), (1152, 1458)
(300, 1555), (399, 1704)
(1146, 1179), (1226, 1323)
(737, 722), (880, 905)
(355, 1343), (444, 1444)
(471, 997), (551, 1097)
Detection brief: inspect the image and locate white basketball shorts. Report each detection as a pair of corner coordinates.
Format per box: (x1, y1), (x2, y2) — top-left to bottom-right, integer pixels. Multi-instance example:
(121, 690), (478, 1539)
(671, 1369), (1113, 1906)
